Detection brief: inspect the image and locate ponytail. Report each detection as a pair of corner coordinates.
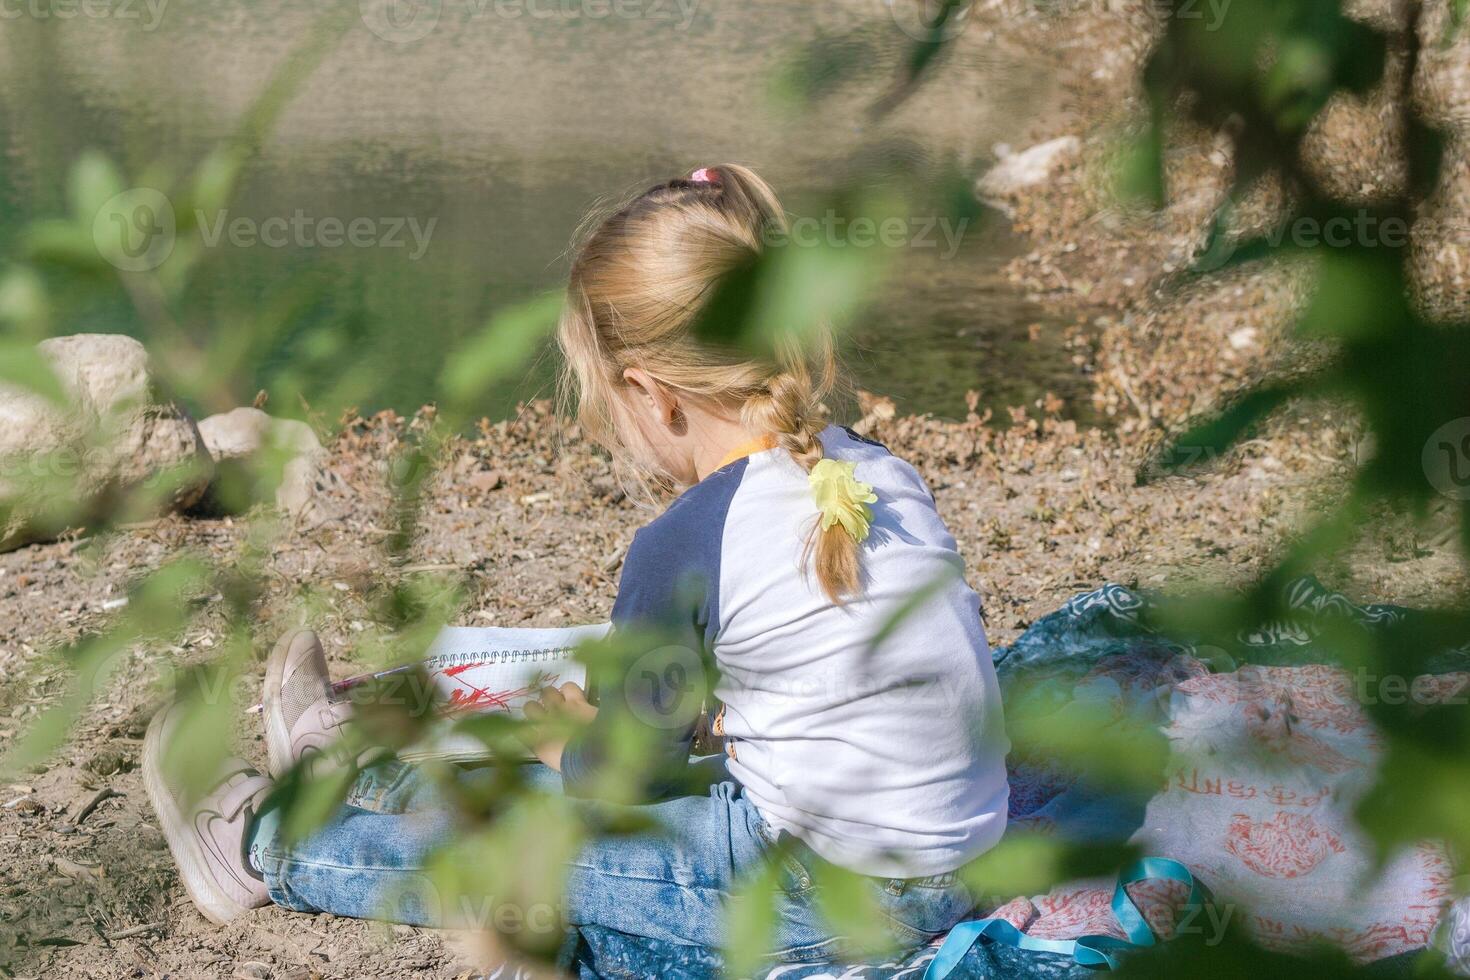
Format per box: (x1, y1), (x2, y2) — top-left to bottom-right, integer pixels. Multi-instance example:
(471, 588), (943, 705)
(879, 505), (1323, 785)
(558, 162), (863, 604)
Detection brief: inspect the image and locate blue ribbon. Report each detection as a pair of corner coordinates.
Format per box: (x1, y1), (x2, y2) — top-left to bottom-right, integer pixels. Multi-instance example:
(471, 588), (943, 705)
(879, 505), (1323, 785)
(922, 857), (1205, 979)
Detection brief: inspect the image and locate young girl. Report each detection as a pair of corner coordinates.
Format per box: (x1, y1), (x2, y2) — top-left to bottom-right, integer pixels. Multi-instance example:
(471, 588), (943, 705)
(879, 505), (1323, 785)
(143, 164), (1011, 962)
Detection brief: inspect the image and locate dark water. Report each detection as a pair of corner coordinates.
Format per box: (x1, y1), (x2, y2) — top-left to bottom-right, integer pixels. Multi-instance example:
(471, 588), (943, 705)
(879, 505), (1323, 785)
(0, 0), (1093, 423)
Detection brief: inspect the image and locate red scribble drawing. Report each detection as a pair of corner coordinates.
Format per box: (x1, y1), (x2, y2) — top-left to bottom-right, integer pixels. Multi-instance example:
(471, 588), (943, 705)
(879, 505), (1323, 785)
(1224, 811), (1346, 879)
(439, 664), (561, 714)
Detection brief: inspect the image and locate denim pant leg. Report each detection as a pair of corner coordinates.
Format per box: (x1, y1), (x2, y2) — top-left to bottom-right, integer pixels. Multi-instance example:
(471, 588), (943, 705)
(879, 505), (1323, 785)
(257, 759), (459, 925)
(257, 757), (972, 959)
(255, 756), (805, 947)
(562, 777), (769, 949)
(566, 792), (976, 962)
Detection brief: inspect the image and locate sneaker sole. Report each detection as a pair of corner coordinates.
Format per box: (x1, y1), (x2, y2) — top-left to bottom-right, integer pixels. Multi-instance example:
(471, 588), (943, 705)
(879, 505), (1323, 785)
(142, 707), (255, 926)
(262, 628), (313, 779)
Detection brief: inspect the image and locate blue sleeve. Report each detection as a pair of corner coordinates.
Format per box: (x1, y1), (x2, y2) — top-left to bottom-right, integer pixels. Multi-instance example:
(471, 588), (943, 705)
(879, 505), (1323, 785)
(559, 460), (745, 799)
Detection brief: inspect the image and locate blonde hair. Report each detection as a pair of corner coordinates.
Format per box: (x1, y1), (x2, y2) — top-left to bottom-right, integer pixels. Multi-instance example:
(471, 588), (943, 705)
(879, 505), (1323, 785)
(557, 164), (860, 602)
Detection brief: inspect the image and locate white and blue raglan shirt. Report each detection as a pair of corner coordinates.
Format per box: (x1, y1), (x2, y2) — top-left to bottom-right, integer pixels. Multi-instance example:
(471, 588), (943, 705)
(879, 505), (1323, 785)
(560, 425), (1010, 879)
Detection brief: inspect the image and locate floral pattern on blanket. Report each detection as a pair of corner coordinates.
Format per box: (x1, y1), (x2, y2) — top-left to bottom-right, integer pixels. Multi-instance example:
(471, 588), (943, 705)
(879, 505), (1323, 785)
(552, 577), (1467, 979)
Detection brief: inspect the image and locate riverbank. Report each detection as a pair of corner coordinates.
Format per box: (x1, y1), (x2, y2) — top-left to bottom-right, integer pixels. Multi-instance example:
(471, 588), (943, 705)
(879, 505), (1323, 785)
(4, 4), (1469, 979)
(2, 383), (1461, 976)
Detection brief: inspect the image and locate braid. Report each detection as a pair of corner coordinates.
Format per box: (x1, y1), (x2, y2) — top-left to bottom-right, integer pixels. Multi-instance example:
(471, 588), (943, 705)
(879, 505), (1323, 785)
(743, 346), (861, 603)
(764, 369), (824, 473)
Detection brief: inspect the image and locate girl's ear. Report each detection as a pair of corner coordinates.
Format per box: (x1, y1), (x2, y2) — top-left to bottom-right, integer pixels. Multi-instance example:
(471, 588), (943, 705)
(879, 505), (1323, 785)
(623, 367), (679, 426)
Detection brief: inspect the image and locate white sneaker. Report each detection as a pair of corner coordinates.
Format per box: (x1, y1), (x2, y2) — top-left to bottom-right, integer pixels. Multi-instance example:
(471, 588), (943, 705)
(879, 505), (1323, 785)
(262, 628), (352, 778)
(143, 700), (273, 925)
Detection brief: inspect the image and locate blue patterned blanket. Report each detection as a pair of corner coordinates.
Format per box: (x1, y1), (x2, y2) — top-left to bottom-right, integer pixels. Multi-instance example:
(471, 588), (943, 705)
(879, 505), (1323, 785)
(551, 579), (1469, 979)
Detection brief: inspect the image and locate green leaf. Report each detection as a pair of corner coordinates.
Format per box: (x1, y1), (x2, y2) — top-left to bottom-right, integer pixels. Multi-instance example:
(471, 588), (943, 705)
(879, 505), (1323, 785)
(723, 856), (783, 977)
(440, 292), (562, 414)
(0, 561), (209, 779)
(448, 712), (527, 758)
(22, 220), (110, 274)
(1260, 36), (1334, 132)
(1115, 108), (1165, 209)
(0, 266), (51, 334)
(230, 5), (357, 156)
(0, 338), (65, 405)
(67, 151), (126, 227)
(0, 690), (93, 781)
(1295, 247), (1413, 342)
(1136, 384), (1298, 485)
(425, 794), (583, 955)
(1356, 738), (1470, 865)
(812, 862), (896, 960)
(900, 0), (965, 82)
(1008, 698), (1170, 792)
(276, 760), (361, 846)
(956, 834), (1138, 905)
(693, 221), (880, 358)
(955, 834), (1067, 900)
(769, 30), (876, 108)
(153, 667), (248, 805)
(188, 147), (246, 220)
(870, 0), (970, 116)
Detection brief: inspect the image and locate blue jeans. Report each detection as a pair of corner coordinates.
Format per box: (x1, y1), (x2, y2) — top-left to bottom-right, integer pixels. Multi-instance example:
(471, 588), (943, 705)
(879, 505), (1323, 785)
(253, 758), (976, 962)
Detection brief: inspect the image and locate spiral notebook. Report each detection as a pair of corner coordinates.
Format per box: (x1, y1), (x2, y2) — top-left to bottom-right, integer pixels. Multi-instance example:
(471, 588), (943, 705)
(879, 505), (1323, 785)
(335, 623), (610, 763)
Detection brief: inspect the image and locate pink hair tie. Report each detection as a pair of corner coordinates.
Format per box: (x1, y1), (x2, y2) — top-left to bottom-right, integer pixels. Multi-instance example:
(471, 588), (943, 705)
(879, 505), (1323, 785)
(689, 167), (720, 185)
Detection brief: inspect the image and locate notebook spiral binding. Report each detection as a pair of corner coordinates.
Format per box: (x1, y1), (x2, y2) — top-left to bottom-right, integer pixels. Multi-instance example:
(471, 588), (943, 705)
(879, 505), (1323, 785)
(429, 646), (580, 669)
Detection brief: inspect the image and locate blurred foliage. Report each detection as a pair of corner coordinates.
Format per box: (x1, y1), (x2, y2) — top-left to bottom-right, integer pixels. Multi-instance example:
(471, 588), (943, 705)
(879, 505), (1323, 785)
(0, 0), (1466, 976)
(1124, 0), (1470, 970)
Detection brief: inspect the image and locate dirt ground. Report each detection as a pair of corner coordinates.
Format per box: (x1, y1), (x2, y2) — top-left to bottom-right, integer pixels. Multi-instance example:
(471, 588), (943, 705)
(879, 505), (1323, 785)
(3, 3), (1469, 979)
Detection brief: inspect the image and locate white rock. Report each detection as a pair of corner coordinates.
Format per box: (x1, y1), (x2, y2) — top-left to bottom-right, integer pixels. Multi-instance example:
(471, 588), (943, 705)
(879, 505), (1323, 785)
(0, 388), (88, 551)
(977, 136), (1081, 210)
(197, 407), (328, 519)
(47, 335), (212, 509)
(0, 334), (213, 552)
(39, 334), (152, 416)
(1228, 326), (1259, 350)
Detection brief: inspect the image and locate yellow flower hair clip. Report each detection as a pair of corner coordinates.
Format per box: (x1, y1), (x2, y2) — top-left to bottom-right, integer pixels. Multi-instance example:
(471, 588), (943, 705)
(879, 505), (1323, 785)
(809, 458), (878, 544)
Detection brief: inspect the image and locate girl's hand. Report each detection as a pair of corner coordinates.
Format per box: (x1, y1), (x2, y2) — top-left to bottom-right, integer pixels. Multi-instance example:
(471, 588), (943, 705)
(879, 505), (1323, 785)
(521, 682), (597, 771)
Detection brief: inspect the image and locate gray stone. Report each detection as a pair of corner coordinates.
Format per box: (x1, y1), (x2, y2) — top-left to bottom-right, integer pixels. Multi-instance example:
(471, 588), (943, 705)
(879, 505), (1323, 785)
(197, 407), (329, 519)
(0, 334), (213, 552)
